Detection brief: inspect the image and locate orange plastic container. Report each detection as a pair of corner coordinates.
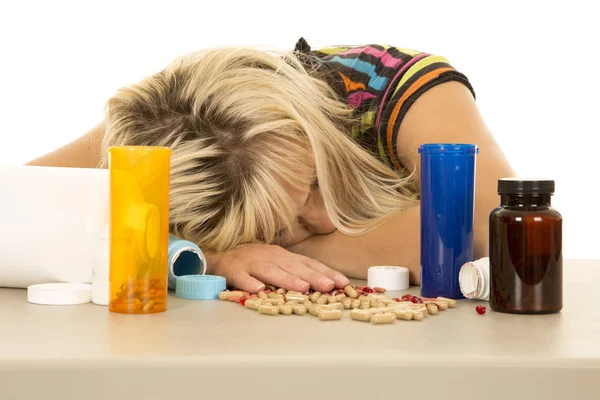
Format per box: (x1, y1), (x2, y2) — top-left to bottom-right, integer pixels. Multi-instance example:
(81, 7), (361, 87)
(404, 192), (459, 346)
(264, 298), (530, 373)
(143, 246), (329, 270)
(107, 146), (171, 314)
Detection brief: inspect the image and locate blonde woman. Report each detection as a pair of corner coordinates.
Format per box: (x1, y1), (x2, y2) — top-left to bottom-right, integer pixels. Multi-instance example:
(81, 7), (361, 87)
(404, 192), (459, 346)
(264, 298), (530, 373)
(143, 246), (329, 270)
(28, 38), (514, 293)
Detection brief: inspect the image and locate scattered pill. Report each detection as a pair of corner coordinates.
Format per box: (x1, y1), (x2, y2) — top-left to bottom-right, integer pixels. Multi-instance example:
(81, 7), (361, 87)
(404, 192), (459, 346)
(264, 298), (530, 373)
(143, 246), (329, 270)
(316, 295), (329, 305)
(303, 299), (312, 309)
(373, 287), (386, 293)
(476, 305), (486, 315)
(371, 312), (396, 325)
(318, 309), (343, 321)
(278, 303), (293, 315)
(351, 299), (361, 309)
(268, 292), (284, 300)
(391, 309), (413, 321)
(310, 291), (321, 303)
(257, 291), (268, 300)
(344, 286), (359, 299)
(350, 309), (371, 322)
(285, 294), (308, 303)
(276, 288), (286, 295)
(291, 303), (307, 315)
(258, 304), (279, 316)
(412, 311), (425, 321)
(342, 298), (352, 309)
(328, 302), (345, 311)
(218, 291), (244, 300)
(264, 298), (285, 306)
(437, 297), (457, 308)
(362, 287), (374, 293)
(426, 303), (439, 315)
(244, 299), (262, 310)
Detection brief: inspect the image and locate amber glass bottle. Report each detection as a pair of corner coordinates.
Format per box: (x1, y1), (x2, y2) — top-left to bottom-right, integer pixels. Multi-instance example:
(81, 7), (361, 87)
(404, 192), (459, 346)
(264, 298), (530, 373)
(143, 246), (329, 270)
(489, 179), (562, 314)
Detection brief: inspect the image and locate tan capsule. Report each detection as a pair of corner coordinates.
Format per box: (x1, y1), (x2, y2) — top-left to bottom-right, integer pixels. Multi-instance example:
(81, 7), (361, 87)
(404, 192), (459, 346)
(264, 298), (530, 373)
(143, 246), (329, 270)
(344, 285), (359, 299)
(328, 295), (340, 304)
(303, 299), (312, 309)
(257, 291), (268, 300)
(360, 299), (371, 308)
(379, 298), (394, 305)
(318, 309), (343, 321)
(426, 303), (439, 315)
(291, 303), (307, 315)
(316, 295), (329, 305)
(434, 300), (449, 310)
(328, 302), (344, 311)
(264, 298), (285, 306)
(276, 288), (286, 295)
(285, 294), (308, 303)
(268, 292), (284, 300)
(246, 299), (265, 310)
(218, 290), (244, 300)
(308, 303), (321, 316)
(342, 298), (352, 310)
(278, 303), (293, 315)
(265, 284), (277, 291)
(142, 300), (155, 312)
(351, 299), (361, 309)
(286, 290), (303, 295)
(258, 304), (279, 315)
(437, 297), (457, 308)
(310, 291), (321, 303)
(350, 309), (371, 322)
(358, 295), (369, 302)
(371, 312), (396, 324)
(391, 309), (413, 321)
(412, 310), (425, 321)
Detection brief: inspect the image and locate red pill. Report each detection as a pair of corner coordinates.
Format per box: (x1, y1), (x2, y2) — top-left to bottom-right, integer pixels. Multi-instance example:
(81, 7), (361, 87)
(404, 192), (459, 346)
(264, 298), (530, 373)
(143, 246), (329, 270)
(392, 298), (400, 302)
(363, 287), (374, 293)
(476, 305), (487, 315)
(373, 287), (386, 293)
(401, 294), (412, 301)
(239, 297), (248, 306)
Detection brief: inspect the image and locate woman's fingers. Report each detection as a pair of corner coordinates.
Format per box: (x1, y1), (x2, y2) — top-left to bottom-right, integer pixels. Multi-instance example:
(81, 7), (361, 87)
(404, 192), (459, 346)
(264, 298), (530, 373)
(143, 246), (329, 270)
(228, 269), (265, 293)
(301, 257), (350, 289)
(277, 260), (335, 293)
(251, 262), (310, 292)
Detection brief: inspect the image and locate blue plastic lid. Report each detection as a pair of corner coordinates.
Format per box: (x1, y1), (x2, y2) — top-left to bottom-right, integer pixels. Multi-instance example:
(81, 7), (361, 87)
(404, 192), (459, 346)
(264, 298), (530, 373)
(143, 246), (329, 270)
(175, 275), (226, 300)
(418, 143), (479, 155)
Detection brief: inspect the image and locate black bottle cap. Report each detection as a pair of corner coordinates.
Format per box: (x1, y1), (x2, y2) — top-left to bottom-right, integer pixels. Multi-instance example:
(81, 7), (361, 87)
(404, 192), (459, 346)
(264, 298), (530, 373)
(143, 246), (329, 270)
(498, 178), (555, 195)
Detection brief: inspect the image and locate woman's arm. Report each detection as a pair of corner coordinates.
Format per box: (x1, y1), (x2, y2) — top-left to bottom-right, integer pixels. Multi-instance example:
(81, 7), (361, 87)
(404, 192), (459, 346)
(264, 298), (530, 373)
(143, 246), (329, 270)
(288, 81), (515, 284)
(25, 123), (105, 168)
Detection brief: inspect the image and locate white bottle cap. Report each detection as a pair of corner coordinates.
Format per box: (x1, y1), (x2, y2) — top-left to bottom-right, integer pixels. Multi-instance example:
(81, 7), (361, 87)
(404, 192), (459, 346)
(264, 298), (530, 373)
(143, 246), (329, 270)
(367, 266), (410, 291)
(459, 257), (490, 301)
(27, 283), (92, 305)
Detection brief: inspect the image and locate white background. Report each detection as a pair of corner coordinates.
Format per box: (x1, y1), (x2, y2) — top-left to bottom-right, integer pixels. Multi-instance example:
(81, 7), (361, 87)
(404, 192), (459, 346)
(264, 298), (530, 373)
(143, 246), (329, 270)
(1, 0), (598, 259)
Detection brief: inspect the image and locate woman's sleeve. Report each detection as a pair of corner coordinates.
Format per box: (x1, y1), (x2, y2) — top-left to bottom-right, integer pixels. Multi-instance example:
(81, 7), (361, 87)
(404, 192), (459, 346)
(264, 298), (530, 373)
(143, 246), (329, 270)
(376, 51), (476, 170)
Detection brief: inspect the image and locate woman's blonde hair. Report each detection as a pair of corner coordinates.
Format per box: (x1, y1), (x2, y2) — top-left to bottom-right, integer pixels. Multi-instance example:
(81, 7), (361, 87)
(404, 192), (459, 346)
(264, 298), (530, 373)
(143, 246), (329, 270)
(102, 47), (417, 252)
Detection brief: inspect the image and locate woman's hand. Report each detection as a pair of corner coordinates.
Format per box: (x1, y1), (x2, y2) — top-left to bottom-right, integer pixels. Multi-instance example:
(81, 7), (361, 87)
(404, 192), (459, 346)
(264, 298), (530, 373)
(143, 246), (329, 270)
(207, 244), (349, 293)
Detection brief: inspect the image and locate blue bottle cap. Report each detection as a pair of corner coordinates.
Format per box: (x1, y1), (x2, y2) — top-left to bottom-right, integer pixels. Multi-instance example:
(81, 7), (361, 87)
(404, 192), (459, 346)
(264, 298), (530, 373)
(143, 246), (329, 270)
(418, 143), (478, 155)
(175, 275), (226, 300)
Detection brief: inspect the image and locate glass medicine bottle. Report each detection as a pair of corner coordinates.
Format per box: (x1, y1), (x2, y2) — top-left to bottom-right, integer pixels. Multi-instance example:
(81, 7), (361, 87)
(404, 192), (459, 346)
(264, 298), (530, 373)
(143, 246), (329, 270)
(489, 179), (562, 314)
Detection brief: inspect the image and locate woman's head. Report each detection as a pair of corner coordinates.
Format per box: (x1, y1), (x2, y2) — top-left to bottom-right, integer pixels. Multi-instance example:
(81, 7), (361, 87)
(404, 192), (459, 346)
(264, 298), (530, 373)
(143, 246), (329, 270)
(102, 47), (416, 251)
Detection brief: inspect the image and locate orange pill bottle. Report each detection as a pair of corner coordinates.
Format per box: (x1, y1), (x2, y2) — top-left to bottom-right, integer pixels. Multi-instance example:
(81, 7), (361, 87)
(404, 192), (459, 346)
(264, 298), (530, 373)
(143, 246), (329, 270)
(107, 146), (171, 314)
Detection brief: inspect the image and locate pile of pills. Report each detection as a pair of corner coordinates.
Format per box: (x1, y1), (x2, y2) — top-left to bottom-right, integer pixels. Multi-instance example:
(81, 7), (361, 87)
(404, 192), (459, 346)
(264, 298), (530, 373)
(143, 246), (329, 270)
(218, 285), (456, 325)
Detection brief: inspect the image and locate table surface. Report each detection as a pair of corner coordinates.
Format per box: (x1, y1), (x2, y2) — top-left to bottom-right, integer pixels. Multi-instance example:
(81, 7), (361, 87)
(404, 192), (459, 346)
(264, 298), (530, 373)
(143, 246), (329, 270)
(1, 259), (599, 400)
